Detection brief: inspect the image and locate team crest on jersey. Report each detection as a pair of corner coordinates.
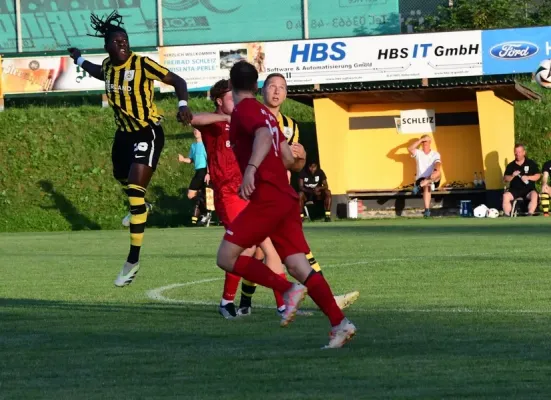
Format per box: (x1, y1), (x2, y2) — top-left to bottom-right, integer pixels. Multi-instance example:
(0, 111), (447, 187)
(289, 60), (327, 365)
(283, 126), (293, 139)
(524, 166), (529, 173)
(315, 176), (319, 182)
(124, 70), (135, 81)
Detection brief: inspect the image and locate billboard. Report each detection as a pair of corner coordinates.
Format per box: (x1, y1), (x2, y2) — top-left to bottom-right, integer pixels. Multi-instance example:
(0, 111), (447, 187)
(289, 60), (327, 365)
(482, 26), (551, 75)
(160, 30), (482, 92)
(0, 0), (400, 53)
(1, 52), (161, 94)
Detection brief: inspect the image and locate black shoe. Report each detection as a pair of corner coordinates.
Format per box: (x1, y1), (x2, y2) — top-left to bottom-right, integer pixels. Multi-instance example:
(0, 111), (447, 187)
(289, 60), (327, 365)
(324, 216), (331, 222)
(218, 302), (237, 319)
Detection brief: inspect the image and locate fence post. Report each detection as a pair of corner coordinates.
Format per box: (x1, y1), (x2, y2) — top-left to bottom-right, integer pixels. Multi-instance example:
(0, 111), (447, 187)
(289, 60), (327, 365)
(16, 0), (23, 52)
(157, 0), (164, 47)
(303, 0), (309, 39)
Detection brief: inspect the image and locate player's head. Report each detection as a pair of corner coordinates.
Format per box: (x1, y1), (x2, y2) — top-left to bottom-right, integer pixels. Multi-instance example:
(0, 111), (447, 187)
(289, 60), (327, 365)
(262, 73), (287, 109)
(514, 143), (526, 161)
(229, 61), (258, 95)
(89, 11), (130, 64)
(308, 161), (319, 174)
(421, 134), (431, 151)
(210, 79), (233, 115)
(193, 128), (202, 140)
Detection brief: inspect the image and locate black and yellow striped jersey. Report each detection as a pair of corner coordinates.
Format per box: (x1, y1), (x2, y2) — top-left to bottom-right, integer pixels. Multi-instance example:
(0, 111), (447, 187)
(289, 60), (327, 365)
(102, 53), (169, 133)
(277, 113), (300, 144)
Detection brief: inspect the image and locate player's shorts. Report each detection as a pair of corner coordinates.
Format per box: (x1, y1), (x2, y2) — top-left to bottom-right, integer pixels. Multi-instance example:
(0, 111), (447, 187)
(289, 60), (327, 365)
(215, 194), (248, 229)
(301, 189), (327, 203)
(507, 186), (536, 200)
(224, 191), (310, 261)
(112, 124), (165, 181)
(189, 168), (207, 191)
(415, 178), (440, 190)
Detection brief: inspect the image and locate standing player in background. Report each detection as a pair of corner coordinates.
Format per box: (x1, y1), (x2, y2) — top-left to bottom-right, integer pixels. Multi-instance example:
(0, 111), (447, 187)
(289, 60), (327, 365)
(68, 11), (192, 287)
(191, 79), (288, 318)
(178, 129), (210, 225)
(216, 61), (356, 348)
(238, 73), (359, 313)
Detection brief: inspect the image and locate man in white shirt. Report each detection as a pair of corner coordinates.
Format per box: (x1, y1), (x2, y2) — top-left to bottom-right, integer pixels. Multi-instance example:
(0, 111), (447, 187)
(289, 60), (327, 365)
(408, 135), (442, 217)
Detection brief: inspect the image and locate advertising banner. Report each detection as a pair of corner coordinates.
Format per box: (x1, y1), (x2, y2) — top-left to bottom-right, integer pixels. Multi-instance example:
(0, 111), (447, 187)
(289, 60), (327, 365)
(160, 30), (482, 91)
(482, 27), (551, 75)
(1, 52), (160, 94)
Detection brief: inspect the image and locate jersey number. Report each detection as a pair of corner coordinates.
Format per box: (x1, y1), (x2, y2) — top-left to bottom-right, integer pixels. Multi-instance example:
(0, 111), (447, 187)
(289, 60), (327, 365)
(265, 119), (280, 156)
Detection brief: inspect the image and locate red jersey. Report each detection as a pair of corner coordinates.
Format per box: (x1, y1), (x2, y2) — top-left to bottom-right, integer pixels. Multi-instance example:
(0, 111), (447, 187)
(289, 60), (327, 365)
(230, 98), (297, 200)
(199, 121), (242, 197)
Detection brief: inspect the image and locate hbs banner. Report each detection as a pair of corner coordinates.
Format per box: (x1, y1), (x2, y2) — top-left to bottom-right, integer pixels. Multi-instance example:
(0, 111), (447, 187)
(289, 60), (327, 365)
(0, 0), (400, 53)
(482, 26), (551, 75)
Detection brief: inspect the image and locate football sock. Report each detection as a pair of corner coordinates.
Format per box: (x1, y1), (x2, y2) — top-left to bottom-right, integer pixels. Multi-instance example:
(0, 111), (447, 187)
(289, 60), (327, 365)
(239, 279), (257, 308)
(273, 273), (287, 310)
(541, 193), (550, 215)
(306, 252), (322, 274)
(232, 256), (293, 294)
(325, 211), (331, 217)
(303, 270), (344, 327)
(127, 184), (148, 264)
(222, 272), (241, 303)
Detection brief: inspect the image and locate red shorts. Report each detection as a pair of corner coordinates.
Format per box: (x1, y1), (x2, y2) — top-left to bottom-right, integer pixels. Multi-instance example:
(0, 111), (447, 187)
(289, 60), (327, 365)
(223, 191), (310, 261)
(215, 194), (248, 229)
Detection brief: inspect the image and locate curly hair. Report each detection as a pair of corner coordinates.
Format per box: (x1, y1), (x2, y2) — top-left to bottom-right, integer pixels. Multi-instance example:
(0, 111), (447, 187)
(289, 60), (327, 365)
(88, 10), (127, 45)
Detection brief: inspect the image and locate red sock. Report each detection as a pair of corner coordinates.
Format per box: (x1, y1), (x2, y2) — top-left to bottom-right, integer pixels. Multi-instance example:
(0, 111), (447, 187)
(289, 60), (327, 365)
(273, 273), (287, 309)
(233, 256), (292, 293)
(304, 272), (345, 326)
(222, 272), (240, 302)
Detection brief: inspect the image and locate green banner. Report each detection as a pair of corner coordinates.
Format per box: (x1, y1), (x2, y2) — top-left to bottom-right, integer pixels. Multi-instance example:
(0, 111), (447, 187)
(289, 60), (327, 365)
(0, 0), (400, 53)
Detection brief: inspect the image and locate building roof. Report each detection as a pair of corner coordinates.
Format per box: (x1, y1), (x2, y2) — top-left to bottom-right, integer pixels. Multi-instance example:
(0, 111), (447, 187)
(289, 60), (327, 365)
(287, 77), (541, 105)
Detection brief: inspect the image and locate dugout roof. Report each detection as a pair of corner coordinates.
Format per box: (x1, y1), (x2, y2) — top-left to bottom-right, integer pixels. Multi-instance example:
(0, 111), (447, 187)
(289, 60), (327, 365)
(287, 78), (541, 106)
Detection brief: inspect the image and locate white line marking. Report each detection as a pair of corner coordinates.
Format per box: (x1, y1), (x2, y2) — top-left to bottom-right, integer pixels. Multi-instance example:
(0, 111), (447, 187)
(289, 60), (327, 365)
(145, 250), (551, 314)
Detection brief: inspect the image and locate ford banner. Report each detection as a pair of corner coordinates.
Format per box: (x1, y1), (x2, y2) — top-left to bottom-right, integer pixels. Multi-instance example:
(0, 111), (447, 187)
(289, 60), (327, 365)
(482, 26), (551, 75)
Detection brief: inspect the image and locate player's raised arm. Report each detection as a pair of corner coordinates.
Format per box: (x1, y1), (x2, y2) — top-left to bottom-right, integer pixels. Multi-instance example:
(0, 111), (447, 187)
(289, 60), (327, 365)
(280, 141), (306, 172)
(68, 47), (104, 81)
(161, 71), (193, 125)
(191, 113), (230, 127)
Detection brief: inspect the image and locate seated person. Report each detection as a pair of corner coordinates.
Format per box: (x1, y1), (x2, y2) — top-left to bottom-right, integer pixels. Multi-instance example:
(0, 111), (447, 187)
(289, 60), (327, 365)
(503, 143), (540, 216)
(299, 161), (332, 222)
(541, 160), (551, 216)
(407, 135), (442, 217)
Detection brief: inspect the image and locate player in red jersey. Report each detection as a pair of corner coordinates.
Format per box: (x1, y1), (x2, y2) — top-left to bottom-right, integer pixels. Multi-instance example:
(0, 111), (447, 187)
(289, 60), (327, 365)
(191, 79), (287, 319)
(216, 61), (356, 348)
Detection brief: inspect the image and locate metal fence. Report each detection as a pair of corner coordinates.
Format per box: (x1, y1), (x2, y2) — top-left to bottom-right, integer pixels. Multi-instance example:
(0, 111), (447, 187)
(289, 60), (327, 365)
(0, 0), (448, 54)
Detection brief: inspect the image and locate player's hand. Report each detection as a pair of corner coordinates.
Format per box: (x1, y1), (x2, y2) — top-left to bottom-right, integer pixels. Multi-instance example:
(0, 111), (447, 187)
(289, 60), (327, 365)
(512, 170), (521, 177)
(224, 114), (231, 123)
(239, 167), (256, 200)
(291, 143), (306, 160)
(543, 184), (549, 193)
(178, 154), (186, 163)
(67, 47), (82, 64)
(177, 106), (193, 126)
(204, 173), (210, 185)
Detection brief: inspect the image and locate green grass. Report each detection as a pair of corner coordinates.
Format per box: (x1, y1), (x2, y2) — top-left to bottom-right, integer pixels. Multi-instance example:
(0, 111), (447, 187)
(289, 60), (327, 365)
(2, 218), (551, 399)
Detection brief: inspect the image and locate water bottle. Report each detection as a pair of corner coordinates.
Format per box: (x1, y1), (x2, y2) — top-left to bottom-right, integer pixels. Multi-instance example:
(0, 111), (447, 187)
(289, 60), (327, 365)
(473, 172), (479, 188)
(479, 172), (485, 188)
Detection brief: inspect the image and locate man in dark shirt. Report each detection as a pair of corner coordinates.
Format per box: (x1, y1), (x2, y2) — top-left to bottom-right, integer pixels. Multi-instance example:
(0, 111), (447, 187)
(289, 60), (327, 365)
(502, 143), (540, 216)
(299, 161), (332, 222)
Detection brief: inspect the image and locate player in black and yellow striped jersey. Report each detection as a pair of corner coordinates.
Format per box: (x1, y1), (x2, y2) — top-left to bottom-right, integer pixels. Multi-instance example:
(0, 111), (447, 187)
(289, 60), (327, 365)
(237, 73), (360, 316)
(68, 11), (193, 287)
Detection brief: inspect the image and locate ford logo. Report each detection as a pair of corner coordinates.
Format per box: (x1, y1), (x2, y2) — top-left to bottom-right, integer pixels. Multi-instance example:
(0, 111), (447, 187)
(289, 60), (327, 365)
(489, 41), (539, 59)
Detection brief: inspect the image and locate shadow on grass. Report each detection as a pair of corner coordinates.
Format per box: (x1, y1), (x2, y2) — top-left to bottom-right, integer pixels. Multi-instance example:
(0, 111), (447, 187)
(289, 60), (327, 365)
(37, 180), (101, 231)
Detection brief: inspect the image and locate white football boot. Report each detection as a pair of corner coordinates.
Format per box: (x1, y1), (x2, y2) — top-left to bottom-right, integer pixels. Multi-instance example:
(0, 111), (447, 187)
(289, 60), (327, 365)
(334, 291), (360, 310)
(114, 261), (140, 287)
(323, 318), (357, 349)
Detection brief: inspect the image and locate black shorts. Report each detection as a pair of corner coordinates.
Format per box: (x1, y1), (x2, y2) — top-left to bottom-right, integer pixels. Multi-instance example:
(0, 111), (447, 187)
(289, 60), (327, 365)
(416, 178), (441, 189)
(111, 124), (165, 181)
(189, 168), (207, 191)
(508, 186), (536, 200)
(302, 189), (326, 203)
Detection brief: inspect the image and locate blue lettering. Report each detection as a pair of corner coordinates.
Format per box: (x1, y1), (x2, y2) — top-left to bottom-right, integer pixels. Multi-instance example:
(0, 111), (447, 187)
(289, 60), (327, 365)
(290, 41), (346, 63)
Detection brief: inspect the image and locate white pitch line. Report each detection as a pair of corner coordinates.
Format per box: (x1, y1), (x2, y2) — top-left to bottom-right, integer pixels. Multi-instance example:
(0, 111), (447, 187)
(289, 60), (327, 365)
(145, 249), (550, 314)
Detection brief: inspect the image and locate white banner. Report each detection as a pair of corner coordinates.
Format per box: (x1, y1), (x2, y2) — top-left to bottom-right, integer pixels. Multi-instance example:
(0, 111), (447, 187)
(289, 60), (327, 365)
(399, 109), (436, 134)
(1, 52), (160, 94)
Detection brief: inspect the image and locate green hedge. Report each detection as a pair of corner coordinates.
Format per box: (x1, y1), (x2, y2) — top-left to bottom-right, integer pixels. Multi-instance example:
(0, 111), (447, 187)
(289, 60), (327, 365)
(2, 82), (551, 232)
(0, 96), (316, 232)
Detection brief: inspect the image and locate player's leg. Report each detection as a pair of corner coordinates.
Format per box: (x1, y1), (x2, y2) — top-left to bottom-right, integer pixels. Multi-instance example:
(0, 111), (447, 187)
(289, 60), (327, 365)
(527, 190), (539, 215)
(422, 185), (431, 217)
(114, 125), (164, 287)
(187, 169), (203, 225)
(502, 191), (514, 216)
(299, 191), (307, 221)
(217, 200), (307, 326)
(541, 186), (551, 216)
(322, 189), (332, 222)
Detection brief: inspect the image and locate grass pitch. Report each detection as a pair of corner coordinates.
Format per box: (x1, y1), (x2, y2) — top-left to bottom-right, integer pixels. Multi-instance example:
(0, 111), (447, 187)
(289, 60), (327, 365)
(2, 218), (551, 399)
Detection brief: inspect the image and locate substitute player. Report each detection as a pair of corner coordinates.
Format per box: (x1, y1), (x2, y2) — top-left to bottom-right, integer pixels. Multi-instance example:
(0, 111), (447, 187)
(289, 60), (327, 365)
(216, 61), (356, 348)
(68, 11), (192, 287)
(191, 80), (288, 318)
(238, 73), (359, 312)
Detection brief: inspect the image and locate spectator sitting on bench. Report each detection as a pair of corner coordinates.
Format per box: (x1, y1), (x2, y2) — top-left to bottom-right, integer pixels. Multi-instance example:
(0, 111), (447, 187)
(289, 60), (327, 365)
(408, 135), (442, 217)
(299, 161), (332, 222)
(503, 143), (540, 216)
